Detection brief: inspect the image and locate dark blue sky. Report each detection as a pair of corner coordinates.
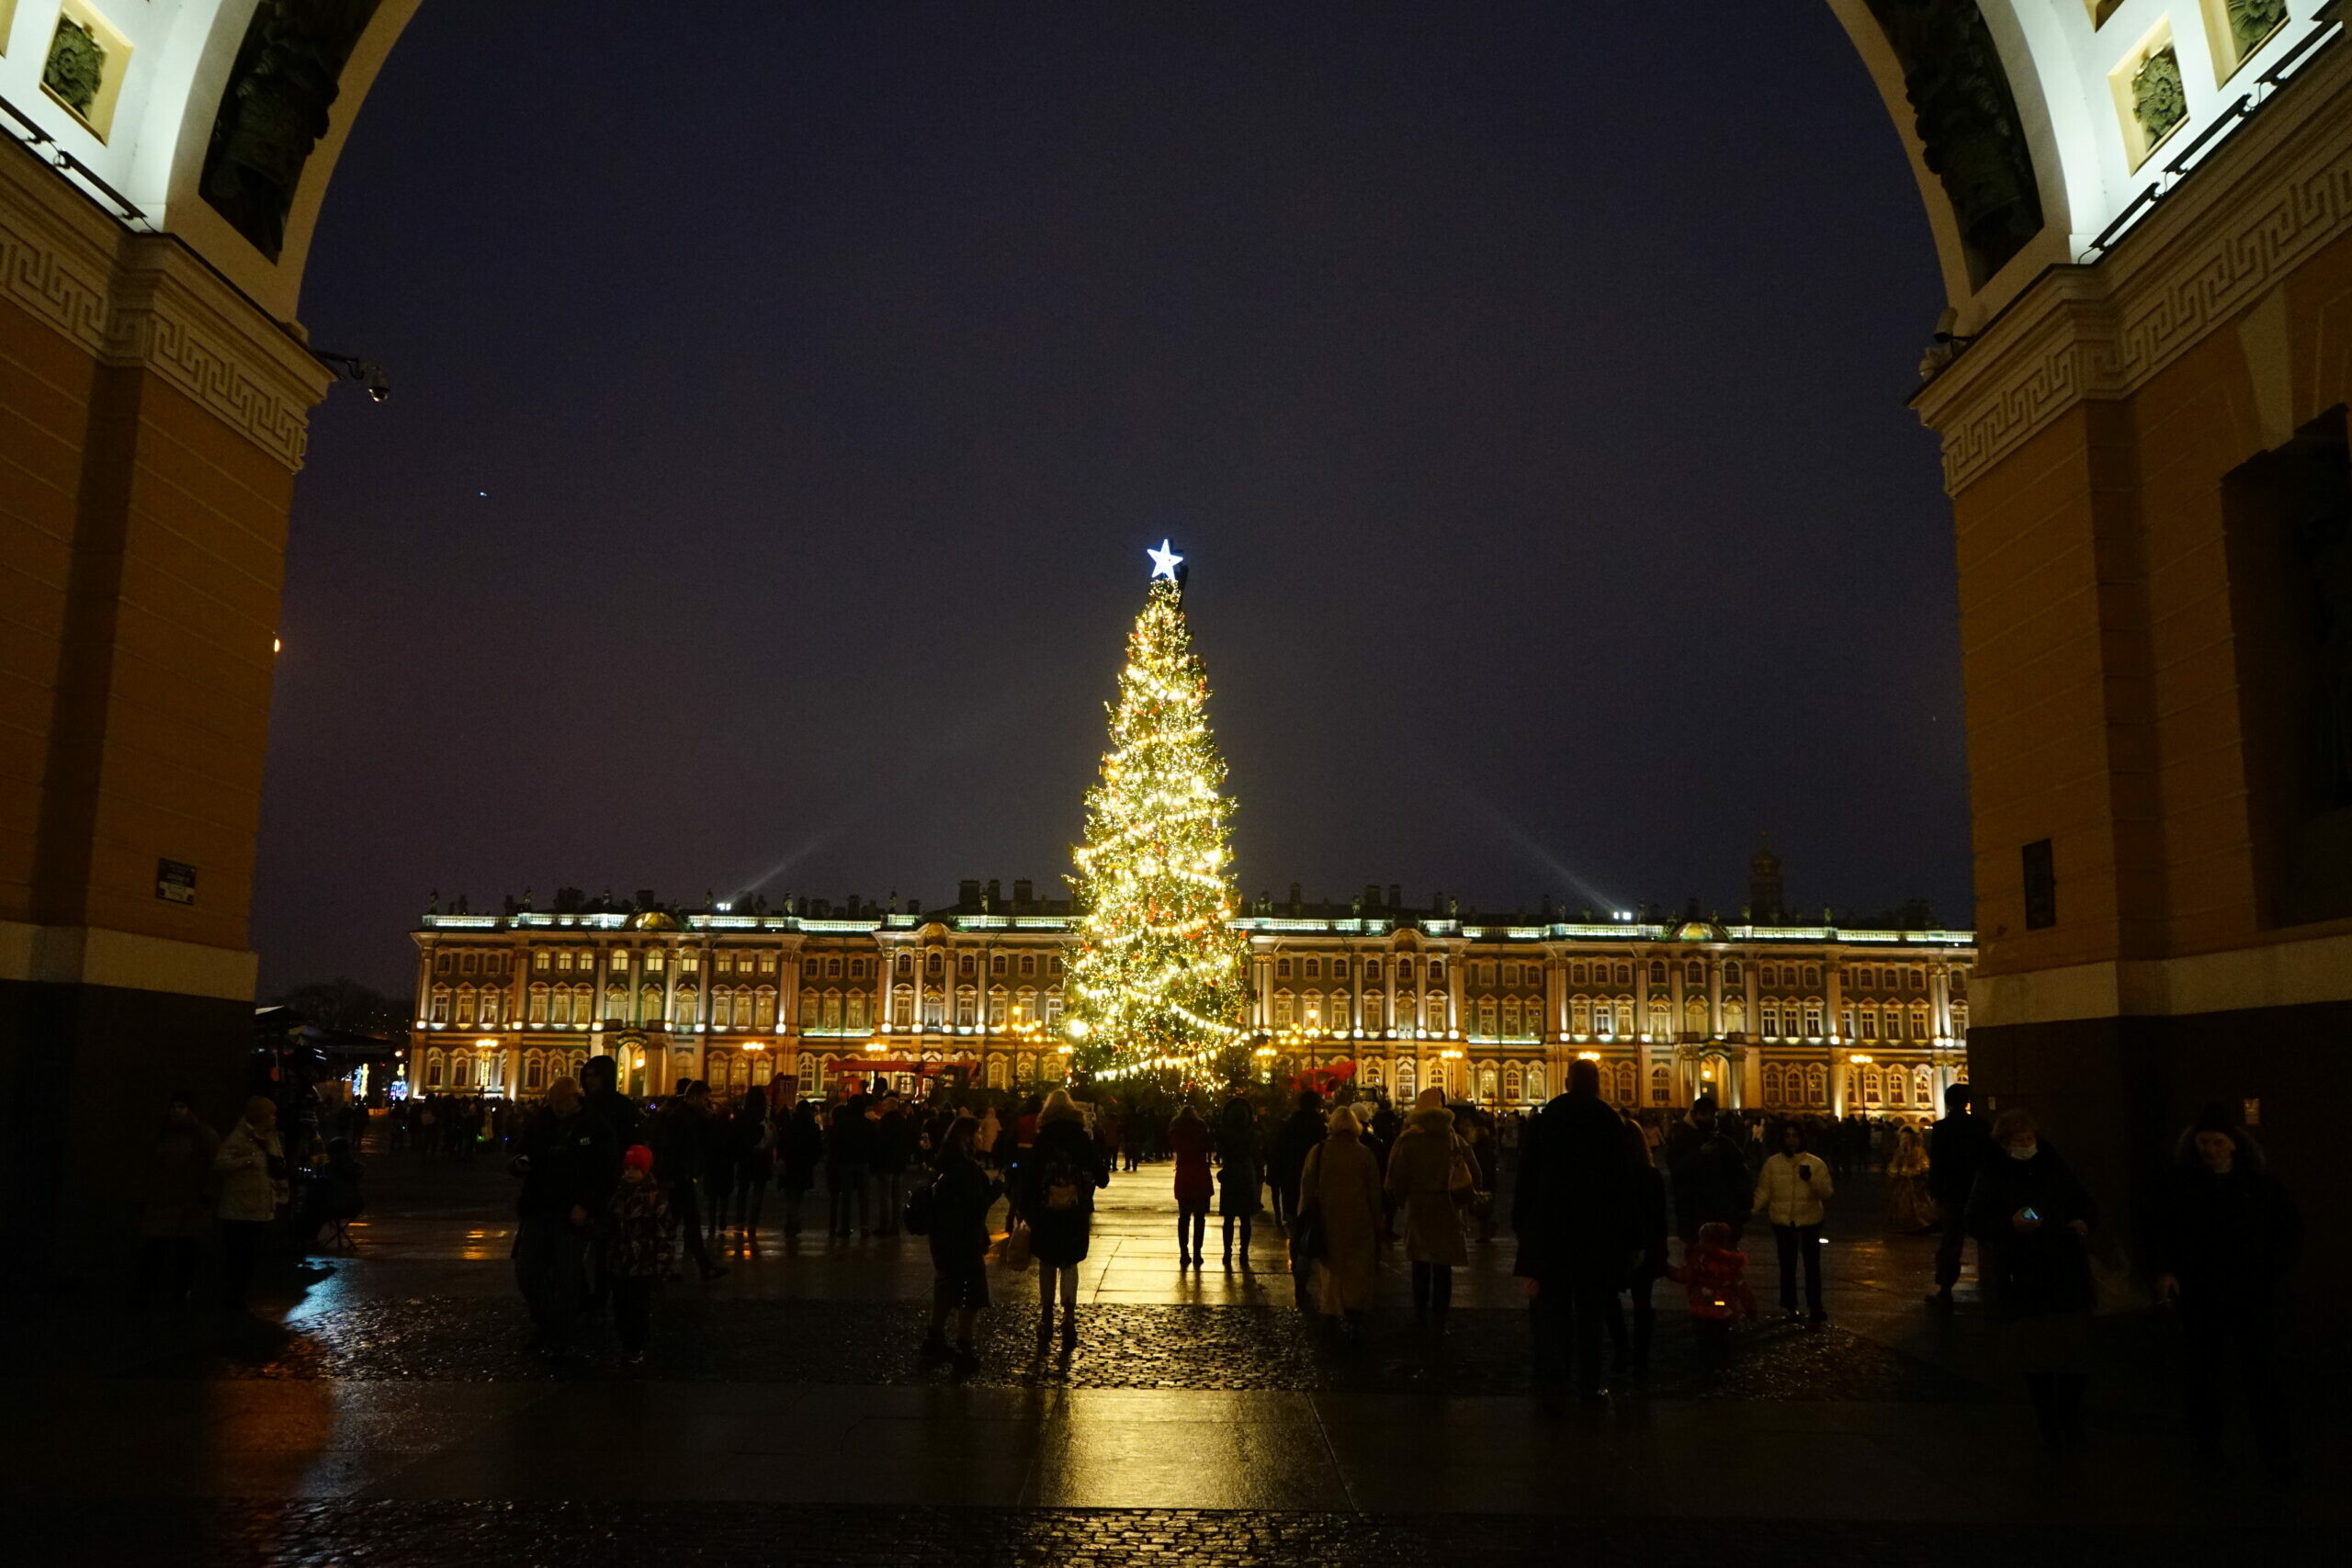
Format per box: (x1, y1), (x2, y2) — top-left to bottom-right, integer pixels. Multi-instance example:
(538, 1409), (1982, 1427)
(256, 2), (1964, 997)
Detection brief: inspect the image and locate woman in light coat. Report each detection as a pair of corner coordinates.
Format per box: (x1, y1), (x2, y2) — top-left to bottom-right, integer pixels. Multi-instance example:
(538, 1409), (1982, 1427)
(1385, 1088), (1470, 1333)
(1753, 1121), (1834, 1325)
(1297, 1105), (1383, 1339)
(213, 1096), (286, 1311)
(1884, 1123), (1938, 1233)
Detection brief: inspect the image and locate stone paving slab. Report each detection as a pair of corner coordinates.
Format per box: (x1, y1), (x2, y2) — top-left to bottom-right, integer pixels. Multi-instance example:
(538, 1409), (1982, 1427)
(2, 1501), (2337, 1568)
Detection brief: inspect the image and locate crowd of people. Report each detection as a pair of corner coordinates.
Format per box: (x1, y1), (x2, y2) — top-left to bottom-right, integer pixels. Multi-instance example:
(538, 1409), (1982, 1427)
(134, 1062), (2304, 1474)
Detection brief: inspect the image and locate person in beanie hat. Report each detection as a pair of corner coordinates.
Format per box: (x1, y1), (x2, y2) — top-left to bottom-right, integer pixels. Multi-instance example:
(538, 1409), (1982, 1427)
(608, 1143), (674, 1366)
(2151, 1102), (2302, 1477)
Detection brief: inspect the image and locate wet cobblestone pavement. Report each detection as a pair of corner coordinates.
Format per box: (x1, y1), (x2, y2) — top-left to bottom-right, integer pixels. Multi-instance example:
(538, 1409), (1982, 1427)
(5, 1500), (2329, 1568)
(241, 1293), (1984, 1401)
(6, 1141), (2345, 1558)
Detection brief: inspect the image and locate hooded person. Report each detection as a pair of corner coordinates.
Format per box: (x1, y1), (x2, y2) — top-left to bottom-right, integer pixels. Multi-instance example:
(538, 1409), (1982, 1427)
(1021, 1089), (1109, 1348)
(1385, 1087), (1471, 1334)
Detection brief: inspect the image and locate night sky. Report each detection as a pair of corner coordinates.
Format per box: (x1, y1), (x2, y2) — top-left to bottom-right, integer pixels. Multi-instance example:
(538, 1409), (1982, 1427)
(255, 3), (1965, 998)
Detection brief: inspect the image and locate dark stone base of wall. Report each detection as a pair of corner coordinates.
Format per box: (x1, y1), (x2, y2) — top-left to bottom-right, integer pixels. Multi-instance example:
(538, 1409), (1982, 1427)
(1969, 998), (2347, 1327)
(0, 978), (254, 1294)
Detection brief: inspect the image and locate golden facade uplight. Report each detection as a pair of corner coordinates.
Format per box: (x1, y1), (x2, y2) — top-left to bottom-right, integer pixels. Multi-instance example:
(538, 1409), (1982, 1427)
(410, 872), (1969, 1112)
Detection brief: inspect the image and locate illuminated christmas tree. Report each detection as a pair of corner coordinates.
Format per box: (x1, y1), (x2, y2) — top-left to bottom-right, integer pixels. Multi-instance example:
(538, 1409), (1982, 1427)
(1064, 543), (1253, 1081)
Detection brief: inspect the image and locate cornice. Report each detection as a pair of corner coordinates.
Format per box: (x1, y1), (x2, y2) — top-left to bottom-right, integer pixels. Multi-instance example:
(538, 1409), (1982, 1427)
(0, 145), (328, 471)
(1916, 38), (2352, 495)
(104, 239), (329, 471)
(0, 138), (117, 356)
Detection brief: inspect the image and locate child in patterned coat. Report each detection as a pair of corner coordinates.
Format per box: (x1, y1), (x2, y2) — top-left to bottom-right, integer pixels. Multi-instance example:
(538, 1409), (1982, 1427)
(608, 1144), (674, 1365)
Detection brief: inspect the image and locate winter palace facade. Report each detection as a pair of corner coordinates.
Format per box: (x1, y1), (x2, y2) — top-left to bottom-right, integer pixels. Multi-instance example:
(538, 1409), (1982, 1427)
(407, 863), (1973, 1120)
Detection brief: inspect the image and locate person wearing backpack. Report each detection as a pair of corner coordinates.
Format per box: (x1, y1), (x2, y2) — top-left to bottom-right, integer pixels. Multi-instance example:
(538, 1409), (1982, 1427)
(1021, 1089), (1108, 1349)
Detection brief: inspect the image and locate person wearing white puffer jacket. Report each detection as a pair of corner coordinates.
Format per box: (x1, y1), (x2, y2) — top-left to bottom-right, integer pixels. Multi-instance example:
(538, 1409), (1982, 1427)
(1753, 1122), (1835, 1325)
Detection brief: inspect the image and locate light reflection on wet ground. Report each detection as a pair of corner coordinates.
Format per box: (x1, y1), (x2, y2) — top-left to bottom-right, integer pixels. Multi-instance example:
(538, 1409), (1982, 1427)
(3, 1133), (2343, 1549)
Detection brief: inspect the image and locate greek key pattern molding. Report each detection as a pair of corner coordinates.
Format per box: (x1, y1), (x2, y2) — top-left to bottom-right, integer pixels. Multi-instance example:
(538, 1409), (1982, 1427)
(1, 160), (321, 471)
(0, 163), (114, 356)
(1930, 57), (2352, 496)
(110, 274), (316, 472)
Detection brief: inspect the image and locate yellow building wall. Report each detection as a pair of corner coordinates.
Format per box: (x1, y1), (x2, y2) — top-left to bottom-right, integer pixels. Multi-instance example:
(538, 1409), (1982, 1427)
(1960, 219), (2352, 983)
(0, 289), (98, 927)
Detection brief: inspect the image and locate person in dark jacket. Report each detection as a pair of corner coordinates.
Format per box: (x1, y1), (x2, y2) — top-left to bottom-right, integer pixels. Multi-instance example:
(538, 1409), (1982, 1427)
(702, 1091), (738, 1242)
(776, 1098), (825, 1236)
(1273, 1090), (1327, 1306)
(921, 1115), (1002, 1371)
(1966, 1108), (2099, 1451)
(1021, 1089), (1109, 1348)
(578, 1055), (639, 1179)
(2150, 1104), (2303, 1475)
(1926, 1082), (1988, 1309)
(873, 1095), (917, 1236)
(650, 1083), (725, 1280)
(1602, 1116), (1671, 1379)
(728, 1085), (774, 1251)
(1216, 1091), (1264, 1268)
(577, 1055), (639, 1303)
(1666, 1098), (1750, 1245)
(829, 1092), (876, 1238)
(1513, 1058), (1644, 1405)
(138, 1089), (219, 1313)
(510, 1077), (613, 1359)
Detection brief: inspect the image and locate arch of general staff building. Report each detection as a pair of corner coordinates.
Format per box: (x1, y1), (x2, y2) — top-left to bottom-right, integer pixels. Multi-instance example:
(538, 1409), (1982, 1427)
(4, 3), (2351, 1286)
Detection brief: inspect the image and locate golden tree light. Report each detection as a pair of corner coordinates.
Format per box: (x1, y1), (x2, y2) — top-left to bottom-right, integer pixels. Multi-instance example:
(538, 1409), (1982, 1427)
(1063, 558), (1251, 1083)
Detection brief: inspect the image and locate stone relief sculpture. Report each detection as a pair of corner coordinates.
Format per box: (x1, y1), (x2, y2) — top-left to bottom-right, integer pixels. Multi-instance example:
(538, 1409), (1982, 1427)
(2230, 0), (2290, 61)
(1862, 0), (2045, 290)
(42, 18), (106, 119)
(200, 0), (384, 260)
(2131, 48), (2188, 154)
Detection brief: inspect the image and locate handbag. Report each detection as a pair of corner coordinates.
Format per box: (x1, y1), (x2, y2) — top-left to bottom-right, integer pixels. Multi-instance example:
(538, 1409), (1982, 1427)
(902, 1176), (935, 1237)
(1291, 1206), (1326, 1262)
(1001, 1221), (1033, 1272)
(1448, 1139), (1479, 1205)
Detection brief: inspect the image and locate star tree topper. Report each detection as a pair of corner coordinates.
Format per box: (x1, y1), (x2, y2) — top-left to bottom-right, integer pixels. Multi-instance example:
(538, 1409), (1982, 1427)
(1148, 539), (1183, 581)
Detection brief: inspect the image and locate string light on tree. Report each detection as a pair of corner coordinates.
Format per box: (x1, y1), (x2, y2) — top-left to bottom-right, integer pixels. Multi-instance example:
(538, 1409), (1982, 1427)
(1064, 544), (1252, 1083)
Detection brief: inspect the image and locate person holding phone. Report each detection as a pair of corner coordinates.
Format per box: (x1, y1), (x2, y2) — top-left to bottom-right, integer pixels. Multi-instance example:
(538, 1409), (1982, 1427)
(1966, 1108), (2100, 1452)
(1753, 1121), (1835, 1325)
